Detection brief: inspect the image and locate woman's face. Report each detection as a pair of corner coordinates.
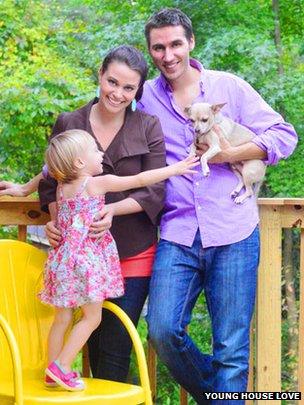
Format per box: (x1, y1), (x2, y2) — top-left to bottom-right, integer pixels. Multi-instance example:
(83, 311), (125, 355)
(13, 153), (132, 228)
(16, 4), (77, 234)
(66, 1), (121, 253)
(98, 61), (141, 114)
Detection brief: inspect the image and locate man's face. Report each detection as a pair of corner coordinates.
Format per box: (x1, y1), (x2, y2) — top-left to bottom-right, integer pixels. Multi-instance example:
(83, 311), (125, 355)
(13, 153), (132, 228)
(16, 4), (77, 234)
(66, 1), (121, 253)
(148, 25), (194, 82)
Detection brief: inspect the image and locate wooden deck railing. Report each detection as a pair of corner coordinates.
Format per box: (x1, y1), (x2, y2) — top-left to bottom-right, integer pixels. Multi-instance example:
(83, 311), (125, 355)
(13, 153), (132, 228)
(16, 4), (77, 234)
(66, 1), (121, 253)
(0, 196), (303, 404)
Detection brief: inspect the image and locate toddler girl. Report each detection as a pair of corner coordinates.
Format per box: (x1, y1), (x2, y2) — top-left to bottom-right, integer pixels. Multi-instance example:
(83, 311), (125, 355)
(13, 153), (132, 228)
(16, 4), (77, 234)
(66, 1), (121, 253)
(39, 129), (198, 391)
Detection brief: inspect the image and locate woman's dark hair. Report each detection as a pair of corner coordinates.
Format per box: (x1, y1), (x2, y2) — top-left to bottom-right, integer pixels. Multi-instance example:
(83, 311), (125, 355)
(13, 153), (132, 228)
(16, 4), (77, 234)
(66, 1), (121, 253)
(100, 45), (148, 101)
(145, 8), (193, 47)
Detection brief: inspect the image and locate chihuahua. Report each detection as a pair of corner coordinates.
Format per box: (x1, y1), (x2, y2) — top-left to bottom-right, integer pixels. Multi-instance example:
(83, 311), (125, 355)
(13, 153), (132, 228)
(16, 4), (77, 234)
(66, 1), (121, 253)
(185, 102), (266, 204)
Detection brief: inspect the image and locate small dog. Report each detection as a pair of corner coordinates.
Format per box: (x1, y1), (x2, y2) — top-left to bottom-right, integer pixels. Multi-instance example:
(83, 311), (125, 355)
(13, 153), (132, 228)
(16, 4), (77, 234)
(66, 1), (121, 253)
(185, 102), (266, 204)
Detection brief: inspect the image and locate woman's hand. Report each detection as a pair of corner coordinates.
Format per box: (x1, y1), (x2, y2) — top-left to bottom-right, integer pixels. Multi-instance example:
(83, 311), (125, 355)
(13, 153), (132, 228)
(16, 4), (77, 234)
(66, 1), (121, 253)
(89, 205), (115, 238)
(0, 181), (27, 197)
(45, 220), (61, 247)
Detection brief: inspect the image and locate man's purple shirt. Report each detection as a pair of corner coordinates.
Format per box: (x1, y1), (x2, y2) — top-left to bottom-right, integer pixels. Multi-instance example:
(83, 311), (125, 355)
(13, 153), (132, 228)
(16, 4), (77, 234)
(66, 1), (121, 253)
(138, 60), (297, 248)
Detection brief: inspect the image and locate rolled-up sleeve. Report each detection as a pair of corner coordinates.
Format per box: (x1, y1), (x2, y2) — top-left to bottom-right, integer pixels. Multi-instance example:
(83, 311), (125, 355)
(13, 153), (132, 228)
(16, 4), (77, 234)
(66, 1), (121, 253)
(237, 78), (298, 165)
(126, 116), (166, 224)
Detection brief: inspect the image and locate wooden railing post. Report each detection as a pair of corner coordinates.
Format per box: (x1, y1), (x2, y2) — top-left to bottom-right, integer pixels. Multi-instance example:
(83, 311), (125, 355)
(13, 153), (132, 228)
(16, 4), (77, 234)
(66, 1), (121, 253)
(256, 203), (282, 402)
(147, 341), (157, 403)
(299, 230), (304, 396)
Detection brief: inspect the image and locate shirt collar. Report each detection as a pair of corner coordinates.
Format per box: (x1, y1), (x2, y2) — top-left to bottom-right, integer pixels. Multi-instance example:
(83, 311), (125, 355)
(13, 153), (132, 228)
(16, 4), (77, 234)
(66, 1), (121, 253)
(159, 58), (205, 93)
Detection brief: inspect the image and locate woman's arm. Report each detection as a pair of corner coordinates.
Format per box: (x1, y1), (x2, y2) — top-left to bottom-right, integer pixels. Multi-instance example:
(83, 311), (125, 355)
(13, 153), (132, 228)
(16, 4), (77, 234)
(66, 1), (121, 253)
(0, 172), (43, 196)
(44, 201), (62, 247)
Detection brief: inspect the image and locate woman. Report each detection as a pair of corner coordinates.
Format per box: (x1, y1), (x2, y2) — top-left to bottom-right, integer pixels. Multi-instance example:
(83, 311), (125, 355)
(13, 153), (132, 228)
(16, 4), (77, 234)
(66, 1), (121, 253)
(1, 45), (166, 382)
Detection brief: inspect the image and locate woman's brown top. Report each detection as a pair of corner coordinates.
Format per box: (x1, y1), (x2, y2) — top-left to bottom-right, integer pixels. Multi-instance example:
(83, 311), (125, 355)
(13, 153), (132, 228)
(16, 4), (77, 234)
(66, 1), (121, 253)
(38, 98), (166, 259)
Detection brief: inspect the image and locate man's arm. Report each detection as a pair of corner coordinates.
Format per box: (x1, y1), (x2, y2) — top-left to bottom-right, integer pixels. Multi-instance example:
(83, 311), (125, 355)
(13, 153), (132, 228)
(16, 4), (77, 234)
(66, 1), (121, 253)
(206, 136), (267, 164)
(236, 78), (297, 165)
(209, 76), (297, 165)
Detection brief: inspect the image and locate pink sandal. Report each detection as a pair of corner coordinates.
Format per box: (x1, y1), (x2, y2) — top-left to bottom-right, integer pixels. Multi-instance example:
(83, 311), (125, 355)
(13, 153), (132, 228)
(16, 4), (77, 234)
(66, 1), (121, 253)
(45, 361), (85, 391)
(45, 374), (57, 387)
(45, 370), (80, 387)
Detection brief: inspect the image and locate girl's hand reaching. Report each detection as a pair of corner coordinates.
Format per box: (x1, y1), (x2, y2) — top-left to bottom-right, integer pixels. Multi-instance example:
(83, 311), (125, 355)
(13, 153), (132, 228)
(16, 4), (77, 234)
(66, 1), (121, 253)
(172, 155), (200, 175)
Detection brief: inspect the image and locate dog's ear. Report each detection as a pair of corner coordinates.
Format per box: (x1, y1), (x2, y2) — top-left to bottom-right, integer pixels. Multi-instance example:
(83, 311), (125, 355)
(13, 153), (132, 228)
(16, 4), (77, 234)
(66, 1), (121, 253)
(184, 105), (192, 116)
(211, 103), (226, 114)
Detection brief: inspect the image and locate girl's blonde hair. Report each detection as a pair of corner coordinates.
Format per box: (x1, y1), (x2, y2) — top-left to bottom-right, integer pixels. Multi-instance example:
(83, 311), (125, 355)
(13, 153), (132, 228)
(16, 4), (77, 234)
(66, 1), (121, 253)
(45, 129), (96, 183)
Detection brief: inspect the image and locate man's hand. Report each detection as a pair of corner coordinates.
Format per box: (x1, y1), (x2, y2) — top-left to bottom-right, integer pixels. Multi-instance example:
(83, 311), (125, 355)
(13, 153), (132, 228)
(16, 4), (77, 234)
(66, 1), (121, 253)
(196, 125), (236, 164)
(45, 220), (61, 247)
(89, 205), (114, 238)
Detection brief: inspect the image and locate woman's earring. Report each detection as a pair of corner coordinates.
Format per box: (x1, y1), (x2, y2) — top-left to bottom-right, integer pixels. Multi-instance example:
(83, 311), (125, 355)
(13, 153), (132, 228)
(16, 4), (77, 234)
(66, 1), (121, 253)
(131, 99), (137, 112)
(96, 87), (100, 98)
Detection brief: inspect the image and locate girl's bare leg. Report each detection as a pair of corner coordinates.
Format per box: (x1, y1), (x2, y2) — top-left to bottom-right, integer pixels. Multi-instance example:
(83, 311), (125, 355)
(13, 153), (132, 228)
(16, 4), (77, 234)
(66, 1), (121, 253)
(57, 302), (102, 371)
(48, 307), (73, 364)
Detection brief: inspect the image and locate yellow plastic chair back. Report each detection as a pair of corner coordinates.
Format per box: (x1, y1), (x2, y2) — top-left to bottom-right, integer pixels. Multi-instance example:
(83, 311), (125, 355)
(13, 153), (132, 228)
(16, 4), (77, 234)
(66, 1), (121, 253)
(0, 240), (152, 405)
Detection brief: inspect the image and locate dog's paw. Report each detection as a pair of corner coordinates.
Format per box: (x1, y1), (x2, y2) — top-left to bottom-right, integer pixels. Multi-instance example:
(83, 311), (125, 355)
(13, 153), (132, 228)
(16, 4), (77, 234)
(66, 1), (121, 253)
(234, 197), (244, 204)
(202, 170), (210, 177)
(230, 190), (240, 198)
(234, 195), (249, 204)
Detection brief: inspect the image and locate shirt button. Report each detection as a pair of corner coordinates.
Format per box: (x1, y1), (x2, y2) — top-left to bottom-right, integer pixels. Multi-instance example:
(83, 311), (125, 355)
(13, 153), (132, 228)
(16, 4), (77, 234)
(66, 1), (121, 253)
(197, 206), (202, 210)
(195, 182), (199, 186)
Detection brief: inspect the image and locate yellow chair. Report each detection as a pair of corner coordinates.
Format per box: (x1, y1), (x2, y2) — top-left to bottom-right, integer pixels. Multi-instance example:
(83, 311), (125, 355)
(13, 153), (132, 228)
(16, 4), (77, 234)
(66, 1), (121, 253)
(0, 240), (152, 405)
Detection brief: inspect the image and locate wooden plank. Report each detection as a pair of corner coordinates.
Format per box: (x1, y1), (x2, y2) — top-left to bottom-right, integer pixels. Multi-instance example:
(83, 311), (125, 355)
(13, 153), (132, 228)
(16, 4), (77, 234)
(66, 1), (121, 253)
(258, 198), (286, 205)
(256, 205), (281, 403)
(1, 196), (304, 206)
(82, 344), (91, 377)
(147, 341), (157, 403)
(280, 205), (304, 229)
(18, 225), (27, 242)
(246, 321), (254, 405)
(0, 196), (40, 203)
(0, 201), (49, 225)
(298, 230), (304, 399)
(180, 387), (188, 405)
(258, 198), (304, 206)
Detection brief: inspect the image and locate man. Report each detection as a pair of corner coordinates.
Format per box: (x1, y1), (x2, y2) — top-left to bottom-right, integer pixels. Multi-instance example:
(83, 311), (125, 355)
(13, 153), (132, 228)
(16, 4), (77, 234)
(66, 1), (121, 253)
(138, 8), (297, 404)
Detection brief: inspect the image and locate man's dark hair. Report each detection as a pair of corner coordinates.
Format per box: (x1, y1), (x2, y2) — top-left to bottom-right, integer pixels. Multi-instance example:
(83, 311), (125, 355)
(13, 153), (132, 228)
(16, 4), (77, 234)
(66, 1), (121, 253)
(101, 45), (148, 101)
(145, 8), (193, 46)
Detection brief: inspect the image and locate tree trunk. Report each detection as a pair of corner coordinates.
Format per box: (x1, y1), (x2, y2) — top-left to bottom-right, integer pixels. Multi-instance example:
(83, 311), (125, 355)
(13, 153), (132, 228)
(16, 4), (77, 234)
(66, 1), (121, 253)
(272, 0), (284, 75)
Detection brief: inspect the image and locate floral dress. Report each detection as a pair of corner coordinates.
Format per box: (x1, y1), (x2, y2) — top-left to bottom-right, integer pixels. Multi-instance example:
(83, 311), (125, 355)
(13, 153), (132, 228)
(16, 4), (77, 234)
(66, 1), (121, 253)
(39, 178), (124, 308)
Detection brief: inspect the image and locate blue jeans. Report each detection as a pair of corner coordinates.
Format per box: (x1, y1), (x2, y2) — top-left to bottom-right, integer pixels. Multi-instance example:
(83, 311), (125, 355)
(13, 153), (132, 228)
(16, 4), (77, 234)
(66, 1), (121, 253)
(88, 276), (150, 382)
(147, 228), (259, 405)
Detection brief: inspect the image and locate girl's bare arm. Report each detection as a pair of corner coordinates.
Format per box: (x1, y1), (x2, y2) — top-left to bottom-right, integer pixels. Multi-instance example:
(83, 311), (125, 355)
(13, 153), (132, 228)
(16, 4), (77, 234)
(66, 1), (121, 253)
(92, 156), (199, 194)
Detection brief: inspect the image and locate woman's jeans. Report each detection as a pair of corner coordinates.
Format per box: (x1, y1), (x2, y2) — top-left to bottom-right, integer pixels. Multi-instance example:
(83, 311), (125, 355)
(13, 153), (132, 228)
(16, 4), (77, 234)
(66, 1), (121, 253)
(147, 227), (259, 405)
(88, 276), (150, 382)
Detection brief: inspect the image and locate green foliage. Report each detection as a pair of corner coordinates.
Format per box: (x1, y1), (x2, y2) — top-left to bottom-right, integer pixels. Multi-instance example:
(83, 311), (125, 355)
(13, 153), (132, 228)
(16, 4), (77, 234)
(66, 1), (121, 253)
(6, 0), (299, 196)
(0, 0), (95, 181)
